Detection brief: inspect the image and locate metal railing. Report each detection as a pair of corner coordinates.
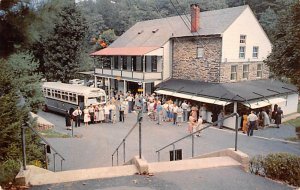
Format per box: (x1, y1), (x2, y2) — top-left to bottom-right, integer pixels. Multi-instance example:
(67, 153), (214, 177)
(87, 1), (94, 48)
(111, 121), (139, 166)
(155, 112), (239, 162)
(22, 123), (66, 172)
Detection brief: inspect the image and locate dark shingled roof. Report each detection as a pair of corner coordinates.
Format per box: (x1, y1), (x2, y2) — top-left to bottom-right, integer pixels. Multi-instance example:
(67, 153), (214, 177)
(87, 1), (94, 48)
(109, 5), (248, 48)
(156, 78), (298, 102)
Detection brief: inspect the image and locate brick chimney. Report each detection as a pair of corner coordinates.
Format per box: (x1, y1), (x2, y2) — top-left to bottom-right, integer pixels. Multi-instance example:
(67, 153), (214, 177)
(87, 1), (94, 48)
(190, 4), (200, 33)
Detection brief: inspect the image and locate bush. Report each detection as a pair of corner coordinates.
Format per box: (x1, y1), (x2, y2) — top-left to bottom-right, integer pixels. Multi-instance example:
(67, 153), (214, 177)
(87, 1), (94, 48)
(250, 153), (300, 187)
(0, 159), (20, 186)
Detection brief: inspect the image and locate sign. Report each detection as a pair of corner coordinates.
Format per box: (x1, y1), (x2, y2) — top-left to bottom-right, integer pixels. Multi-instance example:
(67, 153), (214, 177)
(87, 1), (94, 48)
(138, 88), (143, 92)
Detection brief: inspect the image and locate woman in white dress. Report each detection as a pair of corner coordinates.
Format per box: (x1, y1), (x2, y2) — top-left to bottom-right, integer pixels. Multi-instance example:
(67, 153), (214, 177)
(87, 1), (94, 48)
(83, 106), (90, 127)
(98, 105), (105, 123)
(94, 105), (99, 123)
(104, 103), (110, 123)
(124, 100), (129, 118)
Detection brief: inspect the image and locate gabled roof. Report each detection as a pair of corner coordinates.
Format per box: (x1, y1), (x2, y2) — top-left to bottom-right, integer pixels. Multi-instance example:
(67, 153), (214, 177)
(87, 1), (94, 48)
(109, 5), (248, 49)
(156, 78), (298, 102)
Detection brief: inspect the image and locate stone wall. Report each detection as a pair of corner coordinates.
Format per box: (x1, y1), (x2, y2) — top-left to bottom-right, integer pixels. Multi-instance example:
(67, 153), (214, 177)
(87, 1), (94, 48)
(219, 61), (269, 83)
(172, 36), (222, 82)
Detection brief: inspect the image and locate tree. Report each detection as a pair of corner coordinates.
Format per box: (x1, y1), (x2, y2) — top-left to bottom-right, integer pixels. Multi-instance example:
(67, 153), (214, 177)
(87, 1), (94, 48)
(0, 0), (35, 57)
(265, 2), (300, 90)
(259, 7), (277, 41)
(0, 59), (44, 186)
(7, 52), (44, 113)
(43, 2), (88, 82)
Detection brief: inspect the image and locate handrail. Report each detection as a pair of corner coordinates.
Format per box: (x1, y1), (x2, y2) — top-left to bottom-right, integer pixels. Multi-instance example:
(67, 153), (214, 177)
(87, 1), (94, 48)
(155, 112), (239, 161)
(26, 123), (65, 171)
(111, 121), (139, 166)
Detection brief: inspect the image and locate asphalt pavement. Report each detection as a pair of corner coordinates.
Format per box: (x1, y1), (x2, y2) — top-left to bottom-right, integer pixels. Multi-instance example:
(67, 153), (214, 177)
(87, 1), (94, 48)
(35, 110), (300, 189)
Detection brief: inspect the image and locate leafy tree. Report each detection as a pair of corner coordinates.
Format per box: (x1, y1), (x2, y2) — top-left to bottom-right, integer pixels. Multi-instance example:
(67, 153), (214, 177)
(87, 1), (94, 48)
(7, 52), (44, 113)
(42, 2), (88, 82)
(0, 0), (35, 57)
(259, 7), (277, 41)
(0, 60), (44, 186)
(265, 2), (300, 90)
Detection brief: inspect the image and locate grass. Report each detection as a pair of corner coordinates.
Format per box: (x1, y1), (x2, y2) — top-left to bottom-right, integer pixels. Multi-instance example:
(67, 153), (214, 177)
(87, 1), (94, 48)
(39, 129), (70, 138)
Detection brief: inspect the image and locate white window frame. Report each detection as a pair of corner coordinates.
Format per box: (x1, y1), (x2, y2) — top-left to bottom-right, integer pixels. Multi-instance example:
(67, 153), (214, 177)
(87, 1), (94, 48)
(230, 65), (237, 81)
(257, 63), (262, 78)
(239, 46), (246, 59)
(240, 35), (246, 44)
(253, 46), (259, 58)
(197, 47), (204, 58)
(242, 64), (249, 79)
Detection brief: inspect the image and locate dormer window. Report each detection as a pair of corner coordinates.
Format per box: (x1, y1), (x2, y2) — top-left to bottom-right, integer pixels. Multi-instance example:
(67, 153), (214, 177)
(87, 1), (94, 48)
(240, 35), (246, 43)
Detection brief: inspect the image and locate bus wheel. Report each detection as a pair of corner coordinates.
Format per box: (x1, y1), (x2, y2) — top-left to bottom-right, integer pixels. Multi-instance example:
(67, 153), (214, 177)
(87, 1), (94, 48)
(42, 105), (48, 112)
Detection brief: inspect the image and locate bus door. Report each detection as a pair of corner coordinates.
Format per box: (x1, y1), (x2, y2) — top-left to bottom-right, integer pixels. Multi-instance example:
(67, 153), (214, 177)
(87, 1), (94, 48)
(78, 95), (85, 111)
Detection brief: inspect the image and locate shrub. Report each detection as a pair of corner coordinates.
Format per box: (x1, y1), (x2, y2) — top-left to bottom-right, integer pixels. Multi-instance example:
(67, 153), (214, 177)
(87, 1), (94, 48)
(250, 153), (300, 187)
(0, 159), (20, 186)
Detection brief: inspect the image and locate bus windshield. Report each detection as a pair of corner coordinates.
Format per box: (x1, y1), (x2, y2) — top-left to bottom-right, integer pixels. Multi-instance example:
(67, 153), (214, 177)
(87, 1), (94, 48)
(87, 96), (106, 105)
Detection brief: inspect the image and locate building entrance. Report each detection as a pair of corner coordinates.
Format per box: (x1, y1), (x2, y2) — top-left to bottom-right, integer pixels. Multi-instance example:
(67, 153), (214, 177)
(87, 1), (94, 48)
(127, 81), (140, 95)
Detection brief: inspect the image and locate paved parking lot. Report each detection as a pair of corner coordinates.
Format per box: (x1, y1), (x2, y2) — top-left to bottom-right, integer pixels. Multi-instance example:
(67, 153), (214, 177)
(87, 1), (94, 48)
(37, 110), (300, 171)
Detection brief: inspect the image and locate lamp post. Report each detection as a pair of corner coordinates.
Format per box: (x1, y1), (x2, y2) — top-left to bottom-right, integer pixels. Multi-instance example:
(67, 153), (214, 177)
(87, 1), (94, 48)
(21, 122), (28, 170)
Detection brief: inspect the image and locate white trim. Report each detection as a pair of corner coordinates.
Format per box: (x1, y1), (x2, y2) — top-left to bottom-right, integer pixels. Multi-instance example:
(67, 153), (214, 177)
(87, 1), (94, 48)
(242, 100), (271, 109)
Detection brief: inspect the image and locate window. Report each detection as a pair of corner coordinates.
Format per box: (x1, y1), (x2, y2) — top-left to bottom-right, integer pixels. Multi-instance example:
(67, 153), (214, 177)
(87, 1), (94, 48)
(253, 46), (259, 58)
(132, 57), (136, 71)
(151, 56), (157, 72)
(197, 47), (204, 58)
(257, 63), (262, 78)
(230, 65), (237, 81)
(240, 35), (246, 43)
(243, 64), (249, 79)
(239, 46), (245, 59)
(114, 56), (119, 69)
(122, 56), (127, 70)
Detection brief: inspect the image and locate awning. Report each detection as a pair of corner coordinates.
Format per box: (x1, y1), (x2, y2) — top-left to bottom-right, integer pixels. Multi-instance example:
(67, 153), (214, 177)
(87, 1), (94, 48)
(242, 100), (271, 109)
(90, 47), (160, 56)
(269, 97), (286, 104)
(155, 89), (230, 106)
(190, 96), (229, 106)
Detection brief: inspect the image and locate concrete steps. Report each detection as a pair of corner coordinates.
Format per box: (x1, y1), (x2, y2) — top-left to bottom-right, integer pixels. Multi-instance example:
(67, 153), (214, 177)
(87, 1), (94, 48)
(29, 165), (138, 186)
(149, 156), (240, 173)
(18, 148), (249, 186)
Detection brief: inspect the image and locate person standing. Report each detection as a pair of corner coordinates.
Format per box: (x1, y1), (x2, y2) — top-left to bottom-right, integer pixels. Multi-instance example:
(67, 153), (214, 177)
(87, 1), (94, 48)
(156, 101), (163, 125)
(83, 106), (90, 127)
(98, 105), (105, 123)
(247, 111), (258, 136)
(127, 94), (133, 113)
(94, 105), (99, 123)
(104, 103), (110, 123)
(188, 111), (196, 134)
(242, 112), (248, 134)
(177, 106), (183, 126)
(275, 107), (283, 128)
(73, 106), (82, 127)
(261, 109), (270, 127)
(65, 110), (71, 130)
(181, 101), (188, 122)
(218, 110), (224, 129)
(173, 104), (178, 126)
(89, 104), (95, 124)
(200, 104), (207, 123)
(195, 115), (203, 137)
(119, 101), (125, 122)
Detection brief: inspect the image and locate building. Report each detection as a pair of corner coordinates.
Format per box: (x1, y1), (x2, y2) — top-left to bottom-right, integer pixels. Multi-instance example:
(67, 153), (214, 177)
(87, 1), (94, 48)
(90, 4), (298, 126)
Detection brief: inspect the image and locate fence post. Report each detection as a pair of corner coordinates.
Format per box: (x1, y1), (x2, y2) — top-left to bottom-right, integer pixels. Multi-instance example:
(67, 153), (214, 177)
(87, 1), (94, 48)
(123, 139), (126, 164)
(235, 113), (239, 151)
(192, 134), (194, 157)
(21, 123), (27, 170)
(138, 111), (142, 159)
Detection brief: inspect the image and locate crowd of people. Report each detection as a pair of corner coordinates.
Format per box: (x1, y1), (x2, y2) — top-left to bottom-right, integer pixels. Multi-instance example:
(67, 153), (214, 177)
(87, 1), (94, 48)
(64, 91), (284, 138)
(241, 104), (284, 136)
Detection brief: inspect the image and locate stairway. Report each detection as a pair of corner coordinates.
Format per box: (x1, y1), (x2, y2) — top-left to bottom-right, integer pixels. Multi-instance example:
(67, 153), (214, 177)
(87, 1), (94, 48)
(17, 148), (249, 186)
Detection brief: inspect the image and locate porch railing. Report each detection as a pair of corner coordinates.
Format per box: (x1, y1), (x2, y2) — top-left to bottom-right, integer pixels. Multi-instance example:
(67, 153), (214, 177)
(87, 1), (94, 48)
(95, 68), (162, 80)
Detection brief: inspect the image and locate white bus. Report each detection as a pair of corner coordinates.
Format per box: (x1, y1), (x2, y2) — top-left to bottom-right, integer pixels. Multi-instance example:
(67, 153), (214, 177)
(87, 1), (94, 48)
(42, 82), (106, 115)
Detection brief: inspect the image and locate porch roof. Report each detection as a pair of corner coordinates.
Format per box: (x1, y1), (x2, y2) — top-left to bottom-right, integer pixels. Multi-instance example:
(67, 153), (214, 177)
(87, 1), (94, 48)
(90, 47), (160, 56)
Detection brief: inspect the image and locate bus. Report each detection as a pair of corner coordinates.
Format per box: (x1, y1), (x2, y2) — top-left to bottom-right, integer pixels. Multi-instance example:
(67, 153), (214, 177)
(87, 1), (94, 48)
(42, 82), (106, 115)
